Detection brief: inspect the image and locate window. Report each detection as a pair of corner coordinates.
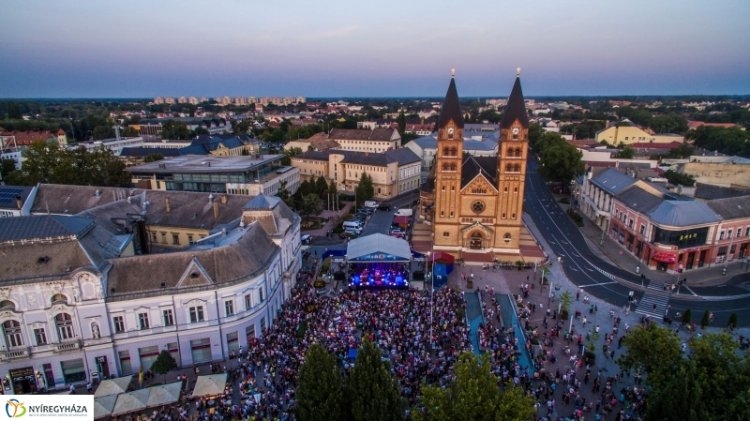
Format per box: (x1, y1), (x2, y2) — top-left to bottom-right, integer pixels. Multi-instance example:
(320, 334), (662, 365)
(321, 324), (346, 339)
(443, 231), (450, 237)
(172, 233), (179, 245)
(639, 225), (645, 235)
(719, 231), (725, 240)
(55, 313), (74, 340)
(727, 230), (733, 239)
(259, 288), (265, 303)
(113, 316), (125, 333)
(163, 309), (174, 326)
(189, 306), (205, 323)
(138, 312), (150, 330)
(244, 294), (253, 310)
(188, 234), (194, 244)
(91, 322), (100, 339)
(225, 300), (234, 317)
(34, 328), (47, 346)
(2, 320), (23, 347)
(504, 233), (512, 243)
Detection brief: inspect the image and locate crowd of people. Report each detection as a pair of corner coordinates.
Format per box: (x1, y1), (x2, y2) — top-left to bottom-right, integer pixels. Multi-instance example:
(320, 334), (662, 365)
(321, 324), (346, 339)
(214, 282), (472, 419)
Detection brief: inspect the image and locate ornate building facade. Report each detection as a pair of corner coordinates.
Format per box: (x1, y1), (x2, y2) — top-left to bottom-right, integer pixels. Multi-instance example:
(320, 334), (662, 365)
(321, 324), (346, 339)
(420, 70), (532, 262)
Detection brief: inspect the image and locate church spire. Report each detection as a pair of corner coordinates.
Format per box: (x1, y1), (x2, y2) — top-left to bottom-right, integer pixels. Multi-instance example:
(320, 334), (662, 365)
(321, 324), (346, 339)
(501, 70), (529, 129)
(438, 70), (464, 129)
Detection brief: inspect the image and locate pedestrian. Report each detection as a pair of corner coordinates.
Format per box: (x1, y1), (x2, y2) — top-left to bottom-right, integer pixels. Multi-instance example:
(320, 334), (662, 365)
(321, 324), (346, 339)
(86, 381), (92, 394)
(69, 383), (75, 394)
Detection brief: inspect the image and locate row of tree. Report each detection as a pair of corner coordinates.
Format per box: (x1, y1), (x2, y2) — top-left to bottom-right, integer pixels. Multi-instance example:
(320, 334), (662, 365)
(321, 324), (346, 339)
(1, 141), (130, 186)
(295, 340), (534, 421)
(618, 324), (750, 420)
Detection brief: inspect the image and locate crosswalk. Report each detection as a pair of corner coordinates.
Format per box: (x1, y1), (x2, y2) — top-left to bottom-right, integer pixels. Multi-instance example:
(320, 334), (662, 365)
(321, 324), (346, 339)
(636, 281), (671, 319)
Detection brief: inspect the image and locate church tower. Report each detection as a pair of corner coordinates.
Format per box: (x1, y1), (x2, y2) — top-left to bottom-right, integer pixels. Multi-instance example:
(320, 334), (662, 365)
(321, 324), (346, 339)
(494, 68), (529, 251)
(432, 70), (464, 250)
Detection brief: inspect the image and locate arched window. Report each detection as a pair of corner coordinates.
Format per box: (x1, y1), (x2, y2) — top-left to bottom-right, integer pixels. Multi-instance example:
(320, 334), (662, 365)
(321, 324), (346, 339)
(469, 232), (483, 250)
(451, 147), (458, 156)
(504, 233), (512, 243)
(51, 294), (67, 305)
(506, 163), (513, 172)
(514, 164), (521, 172)
(515, 147), (523, 157)
(450, 163), (457, 171)
(0, 300), (15, 311)
(55, 313), (74, 340)
(2, 320), (23, 347)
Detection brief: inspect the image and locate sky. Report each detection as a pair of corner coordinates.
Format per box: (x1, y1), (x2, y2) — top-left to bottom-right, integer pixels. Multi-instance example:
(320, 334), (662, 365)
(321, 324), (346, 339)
(1, 0), (749, 98)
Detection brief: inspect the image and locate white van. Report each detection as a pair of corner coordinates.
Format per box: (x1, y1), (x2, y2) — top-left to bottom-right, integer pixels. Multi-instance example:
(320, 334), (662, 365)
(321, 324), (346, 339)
(394, 208), (413, 217)
(342, 220), (362, 230)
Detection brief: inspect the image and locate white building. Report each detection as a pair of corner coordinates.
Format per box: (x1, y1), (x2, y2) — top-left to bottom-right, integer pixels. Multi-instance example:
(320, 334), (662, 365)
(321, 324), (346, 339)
(0, 193), (300, 393)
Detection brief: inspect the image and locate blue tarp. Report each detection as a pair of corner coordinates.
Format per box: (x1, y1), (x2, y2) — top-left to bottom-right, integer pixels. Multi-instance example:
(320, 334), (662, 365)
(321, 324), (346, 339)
(347, 348), (358, 361)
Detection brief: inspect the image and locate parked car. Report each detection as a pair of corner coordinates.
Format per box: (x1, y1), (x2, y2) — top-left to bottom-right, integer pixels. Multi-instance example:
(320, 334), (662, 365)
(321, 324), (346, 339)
(378, 204), (391, 211)
(301, 234), (312, 244)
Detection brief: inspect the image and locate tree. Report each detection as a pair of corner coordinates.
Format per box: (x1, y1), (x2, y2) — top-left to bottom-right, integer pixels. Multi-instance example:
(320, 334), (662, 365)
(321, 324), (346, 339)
(276, 180), (291, 204)
(559, 291), (572, 320)
(619, 327), (750, 420)
(663, 169), (695, 187)
(396, 110), (406, 139)
(299, 193), (321, 217)
(144, 153), (165, 163)
(728, 313), (738, 329)
(150, 350), (177, 384)
(617, 323), (682, 388)
(347, 339), (403, 421)
(414, 352), (533, 421)
(617, 145), (635, 159)
(296, 344), (346, 421)
(160, 120), (191, 140)
(537, 132), (584, 184)
(700, 309), (711, 329)
(355, 172), (374, 207)
(315, 176), (329, 198)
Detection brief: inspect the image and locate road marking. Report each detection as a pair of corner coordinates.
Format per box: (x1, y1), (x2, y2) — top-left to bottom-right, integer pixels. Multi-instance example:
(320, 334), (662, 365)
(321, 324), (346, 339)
(683, 285), (698, 296)
(578, 281), (618, 288)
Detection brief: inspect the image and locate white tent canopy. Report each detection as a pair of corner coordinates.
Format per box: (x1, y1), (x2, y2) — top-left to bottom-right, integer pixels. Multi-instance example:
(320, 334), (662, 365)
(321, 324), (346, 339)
(94, 375), (133, 397)
(94, 395), (118, 419)
(111, 388), (150, 416)
(146, 382), (182, 407)
(346, 233), (412, 262)
(190, 373), (227, 398)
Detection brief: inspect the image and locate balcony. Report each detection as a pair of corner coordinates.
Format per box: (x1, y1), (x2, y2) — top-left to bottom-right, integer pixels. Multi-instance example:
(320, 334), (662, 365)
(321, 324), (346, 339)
(54, 339), (81, 353)
(0, 346), (31, 361)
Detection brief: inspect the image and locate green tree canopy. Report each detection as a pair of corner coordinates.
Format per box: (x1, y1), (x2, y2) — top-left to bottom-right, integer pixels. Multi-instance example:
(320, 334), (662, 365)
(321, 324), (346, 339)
(296, 343), (346, 421)
(414, 352), (534, 421)
(355, 172), (374, 207)
(686, 126), (750, 157)
(537, 132), (584, 184)
(160, 120), (191, 140)
(347, 339), (404, 421)
(619, 326), (750, 420)
(150, 350), (178, 384)
(5, 141), (130, 187)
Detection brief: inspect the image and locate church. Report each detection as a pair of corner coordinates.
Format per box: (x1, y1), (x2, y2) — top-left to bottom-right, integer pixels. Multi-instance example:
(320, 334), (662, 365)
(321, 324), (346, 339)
(419, 69), (541, 264)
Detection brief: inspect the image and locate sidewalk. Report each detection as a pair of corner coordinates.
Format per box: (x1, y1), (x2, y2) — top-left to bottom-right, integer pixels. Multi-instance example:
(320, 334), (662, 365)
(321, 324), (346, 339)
(563, 199), (746, 288)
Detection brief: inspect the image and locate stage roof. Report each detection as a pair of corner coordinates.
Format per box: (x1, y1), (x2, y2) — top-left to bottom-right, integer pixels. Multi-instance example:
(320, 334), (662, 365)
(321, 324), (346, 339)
(347, 233), (412, 261)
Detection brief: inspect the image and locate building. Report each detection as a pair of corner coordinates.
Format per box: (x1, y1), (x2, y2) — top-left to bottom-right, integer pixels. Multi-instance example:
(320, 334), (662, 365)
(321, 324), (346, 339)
(0, 189), (300, 392)
(328, 128), (400, 152)
(0, 185), (34, 217)
(291, 148), (421, 200)
(579, 167), (639, 232)
(595, 119), (684, 145)
(126, 155), (300, 197)
(420, 70), (538, 263)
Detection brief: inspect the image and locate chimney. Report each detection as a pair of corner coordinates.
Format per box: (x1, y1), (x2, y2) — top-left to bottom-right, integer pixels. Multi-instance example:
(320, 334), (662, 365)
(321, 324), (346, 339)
(165, 197), (171, 213)
(213, 201), (219, 220)
(221, 193), (228, 204)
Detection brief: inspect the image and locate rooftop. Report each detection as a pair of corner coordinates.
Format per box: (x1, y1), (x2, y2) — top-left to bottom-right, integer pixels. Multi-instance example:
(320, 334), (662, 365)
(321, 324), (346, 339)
(126, 154), (284, 174)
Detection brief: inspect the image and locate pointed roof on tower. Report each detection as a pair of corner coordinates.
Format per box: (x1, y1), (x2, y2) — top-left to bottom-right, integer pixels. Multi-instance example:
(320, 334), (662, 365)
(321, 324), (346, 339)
(438, 70), (464, 129)
(501, 68), (529, 129)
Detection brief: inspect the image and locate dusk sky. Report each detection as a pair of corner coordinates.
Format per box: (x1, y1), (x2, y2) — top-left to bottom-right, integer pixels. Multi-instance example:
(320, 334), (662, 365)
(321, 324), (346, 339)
(2, 0), (749, 98)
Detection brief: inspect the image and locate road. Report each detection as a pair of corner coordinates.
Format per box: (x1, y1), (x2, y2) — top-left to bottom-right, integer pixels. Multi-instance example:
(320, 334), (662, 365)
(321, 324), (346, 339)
(524, 156), (750, 327)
